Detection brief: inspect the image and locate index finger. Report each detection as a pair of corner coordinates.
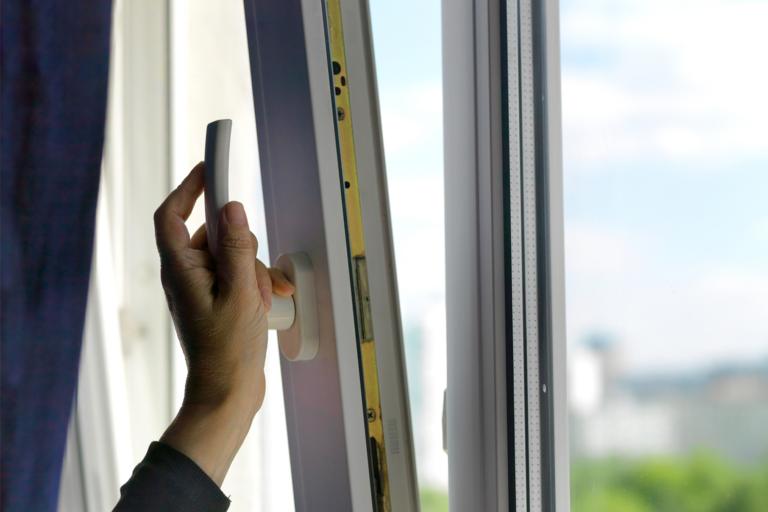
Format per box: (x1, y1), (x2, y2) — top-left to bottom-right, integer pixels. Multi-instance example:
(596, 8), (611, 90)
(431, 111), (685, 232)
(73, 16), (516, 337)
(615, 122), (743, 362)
(154, 163), (205, 260)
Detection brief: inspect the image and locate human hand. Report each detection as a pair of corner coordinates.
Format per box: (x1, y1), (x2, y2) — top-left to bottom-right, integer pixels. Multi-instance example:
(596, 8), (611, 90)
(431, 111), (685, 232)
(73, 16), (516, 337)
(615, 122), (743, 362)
(153, 162), (293, 484)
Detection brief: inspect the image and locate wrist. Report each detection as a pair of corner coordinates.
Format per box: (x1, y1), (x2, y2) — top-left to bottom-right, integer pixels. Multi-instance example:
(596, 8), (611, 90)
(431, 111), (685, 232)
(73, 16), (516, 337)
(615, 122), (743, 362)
(161, 372), (265, 486)
(183, 367), (265, 415)
(161, 396), (253, 486)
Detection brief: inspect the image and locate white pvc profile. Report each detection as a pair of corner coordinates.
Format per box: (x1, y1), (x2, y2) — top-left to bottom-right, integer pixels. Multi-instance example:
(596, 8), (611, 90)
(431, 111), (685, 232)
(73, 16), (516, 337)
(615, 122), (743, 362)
(540, 0), (571, 509)
(244, 1), (374, 510)
(444, 0), (568, 510)
(444, 0), (509, 510)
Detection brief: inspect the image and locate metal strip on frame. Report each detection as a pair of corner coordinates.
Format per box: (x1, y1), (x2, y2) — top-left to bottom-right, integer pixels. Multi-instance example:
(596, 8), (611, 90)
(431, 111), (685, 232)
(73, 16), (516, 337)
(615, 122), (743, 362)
(323, 0), (392, 508)
(503, 1), (529, 511)
(335, 0), (421, 508)
(519, 0), (543, 508)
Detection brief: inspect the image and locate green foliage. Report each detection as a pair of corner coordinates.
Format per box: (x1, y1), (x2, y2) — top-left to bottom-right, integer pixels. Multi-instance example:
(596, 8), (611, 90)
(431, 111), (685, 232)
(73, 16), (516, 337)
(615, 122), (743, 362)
(574, 487), (652, 512)
(413, 453), (768, 512)
(572, 452), (768, 512)
(420, 487), (448, 512)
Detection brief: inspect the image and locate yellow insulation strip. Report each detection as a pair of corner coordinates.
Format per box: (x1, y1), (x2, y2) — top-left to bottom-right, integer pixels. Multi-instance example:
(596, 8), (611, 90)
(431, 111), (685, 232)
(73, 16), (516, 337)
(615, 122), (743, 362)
(326, 1), (390, 510)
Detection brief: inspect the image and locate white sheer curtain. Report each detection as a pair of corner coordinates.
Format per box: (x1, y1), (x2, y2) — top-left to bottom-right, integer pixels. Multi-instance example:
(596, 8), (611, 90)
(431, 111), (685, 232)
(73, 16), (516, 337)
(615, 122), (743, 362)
(169, 1), (294, 509)
(60, 1), (295, 510)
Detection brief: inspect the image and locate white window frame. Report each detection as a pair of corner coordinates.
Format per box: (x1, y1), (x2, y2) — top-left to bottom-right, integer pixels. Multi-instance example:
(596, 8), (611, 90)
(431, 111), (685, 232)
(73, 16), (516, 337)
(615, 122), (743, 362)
(443, 0), (569, 510)
(61, 1), (569, 510)
(243, 0), (419, 510)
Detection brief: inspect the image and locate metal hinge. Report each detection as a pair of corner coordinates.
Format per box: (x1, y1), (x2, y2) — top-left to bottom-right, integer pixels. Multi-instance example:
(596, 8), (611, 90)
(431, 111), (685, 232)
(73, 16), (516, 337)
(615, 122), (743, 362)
(369, 436), (385, 511)
(353, 256), (374, 342)
(442, 388), (447, 453)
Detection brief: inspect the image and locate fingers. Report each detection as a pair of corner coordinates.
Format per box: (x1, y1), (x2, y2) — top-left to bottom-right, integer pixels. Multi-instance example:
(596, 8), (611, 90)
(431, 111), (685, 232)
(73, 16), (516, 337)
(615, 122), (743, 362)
(154, 163), (204, 261)
(216, 202), (257, 297)
(268, 268), (295, 297)
(180, 231), (215, 270)
(255, 259), (273, 311)
(190, 223), (208, 250)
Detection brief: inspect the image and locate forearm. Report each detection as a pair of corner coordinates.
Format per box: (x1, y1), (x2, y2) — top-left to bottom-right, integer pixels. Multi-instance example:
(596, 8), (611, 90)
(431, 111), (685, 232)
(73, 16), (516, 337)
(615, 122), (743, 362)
(160, 374), (263, 486)
(127, 166), (292, 507)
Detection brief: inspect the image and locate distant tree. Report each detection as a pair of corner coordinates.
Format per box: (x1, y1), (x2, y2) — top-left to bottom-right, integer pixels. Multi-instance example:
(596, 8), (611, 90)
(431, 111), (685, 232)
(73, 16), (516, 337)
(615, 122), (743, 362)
(573, 488), (651, 512)
(421, 487), (449, 512)
(571, 452), (768, 512)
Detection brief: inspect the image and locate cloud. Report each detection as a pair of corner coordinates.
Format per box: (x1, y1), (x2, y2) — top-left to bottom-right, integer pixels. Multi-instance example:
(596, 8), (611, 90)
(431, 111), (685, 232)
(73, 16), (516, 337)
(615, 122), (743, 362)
(378, 82), (443, 155)
(377, 82), (446, 316)
(630, 268), (768, 372)
(565, 222), (654, 276)
(387, 173), (446, 315)
(561, 0), (768, 171)
(565, 223), (658, 354)
(565, 223), (768, 373)
(751, 217), (768, 243)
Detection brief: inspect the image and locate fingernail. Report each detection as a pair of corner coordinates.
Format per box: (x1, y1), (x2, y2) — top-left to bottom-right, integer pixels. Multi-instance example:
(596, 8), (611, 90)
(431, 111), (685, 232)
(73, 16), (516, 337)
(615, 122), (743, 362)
(273, 273), (295, 294)
(223, 202), (248, 227)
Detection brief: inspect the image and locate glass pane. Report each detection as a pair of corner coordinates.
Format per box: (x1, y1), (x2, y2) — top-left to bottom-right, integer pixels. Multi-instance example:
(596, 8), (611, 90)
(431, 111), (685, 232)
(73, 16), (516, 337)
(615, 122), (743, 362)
(369, 1), (448, 510)
(561, 1), (768, 510)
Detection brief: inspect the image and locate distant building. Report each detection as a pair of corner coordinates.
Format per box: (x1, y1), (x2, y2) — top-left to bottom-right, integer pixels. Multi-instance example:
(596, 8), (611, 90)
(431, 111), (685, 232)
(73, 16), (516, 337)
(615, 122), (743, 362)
(570, 336), (768, 464)
(403, 302), (448, 491)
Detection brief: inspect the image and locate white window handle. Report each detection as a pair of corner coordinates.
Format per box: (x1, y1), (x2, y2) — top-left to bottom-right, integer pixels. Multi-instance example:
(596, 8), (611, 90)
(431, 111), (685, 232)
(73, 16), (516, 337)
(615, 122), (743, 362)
(204, 119), (318, 361)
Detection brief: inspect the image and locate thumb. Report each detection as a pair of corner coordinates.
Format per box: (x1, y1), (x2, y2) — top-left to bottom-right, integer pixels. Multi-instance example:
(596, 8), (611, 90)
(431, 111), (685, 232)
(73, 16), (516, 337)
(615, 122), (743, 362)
(216, 202), (257, 296)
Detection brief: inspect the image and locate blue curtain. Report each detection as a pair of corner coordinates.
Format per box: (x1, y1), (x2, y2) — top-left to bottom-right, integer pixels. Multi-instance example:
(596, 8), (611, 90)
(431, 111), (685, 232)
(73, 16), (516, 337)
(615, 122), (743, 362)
(1, 1), (113, 510)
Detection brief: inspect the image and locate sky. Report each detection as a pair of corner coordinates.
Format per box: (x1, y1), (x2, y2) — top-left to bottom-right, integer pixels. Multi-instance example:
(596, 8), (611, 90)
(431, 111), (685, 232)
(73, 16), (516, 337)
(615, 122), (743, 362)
(369, 0), (768, 375)
(560, 0), (768, 373)
(368, 0), (448, 490)
(369, 0), (445, 319)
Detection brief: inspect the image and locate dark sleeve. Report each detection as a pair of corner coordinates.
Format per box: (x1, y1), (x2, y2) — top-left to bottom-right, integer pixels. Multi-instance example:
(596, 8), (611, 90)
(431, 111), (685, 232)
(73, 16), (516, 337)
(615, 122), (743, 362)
(113, 442), (230, 512)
